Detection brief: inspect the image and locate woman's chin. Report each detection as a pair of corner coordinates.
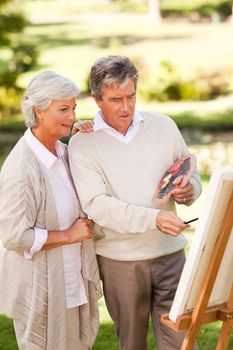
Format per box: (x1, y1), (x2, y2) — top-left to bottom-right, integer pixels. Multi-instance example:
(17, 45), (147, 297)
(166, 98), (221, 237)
(60, 128), (71, 138)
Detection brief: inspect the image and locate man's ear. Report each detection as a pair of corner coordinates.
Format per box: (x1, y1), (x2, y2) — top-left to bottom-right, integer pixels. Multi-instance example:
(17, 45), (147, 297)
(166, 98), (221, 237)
(91, 93), (102, 108)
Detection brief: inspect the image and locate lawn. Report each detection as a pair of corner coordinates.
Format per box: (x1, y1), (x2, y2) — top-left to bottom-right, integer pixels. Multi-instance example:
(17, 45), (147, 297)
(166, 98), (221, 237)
(16, 0), (233, 122)
(20, 19), (233, 91)
(1, 302), (232, 349)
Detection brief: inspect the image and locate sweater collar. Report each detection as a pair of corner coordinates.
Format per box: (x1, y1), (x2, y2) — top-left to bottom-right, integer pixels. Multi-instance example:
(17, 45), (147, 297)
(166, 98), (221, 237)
(93, 110), (143, 133)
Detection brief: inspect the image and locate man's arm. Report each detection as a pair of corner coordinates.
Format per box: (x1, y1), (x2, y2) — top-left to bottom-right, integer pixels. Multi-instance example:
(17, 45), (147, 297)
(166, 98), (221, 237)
(68, 135), (188, 236)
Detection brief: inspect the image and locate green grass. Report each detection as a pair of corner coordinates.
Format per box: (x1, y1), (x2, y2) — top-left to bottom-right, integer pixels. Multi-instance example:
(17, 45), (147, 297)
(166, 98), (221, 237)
(11, 4), (232, 131)
(0, 314), (17, 349)
(23, 0), (118, 17)
(23, 0), (231, 17)
(17, 8), (233, 92)
(1, 0), (233, 129)
(1, 299), (232, 349)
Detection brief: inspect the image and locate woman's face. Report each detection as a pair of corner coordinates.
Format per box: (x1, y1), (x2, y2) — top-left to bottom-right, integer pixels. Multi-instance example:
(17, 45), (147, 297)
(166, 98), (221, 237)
(35, 98), (76, 141)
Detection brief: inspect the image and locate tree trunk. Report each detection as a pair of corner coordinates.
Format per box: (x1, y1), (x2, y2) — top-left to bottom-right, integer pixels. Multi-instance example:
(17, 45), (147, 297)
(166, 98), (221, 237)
(231, 3), (233, 23)
(148, 0), (161, 22)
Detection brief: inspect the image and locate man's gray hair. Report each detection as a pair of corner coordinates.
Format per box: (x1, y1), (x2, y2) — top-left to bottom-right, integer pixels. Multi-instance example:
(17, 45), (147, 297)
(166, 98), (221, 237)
(22, 71), (80, 128)
(89, 55), (138, 99)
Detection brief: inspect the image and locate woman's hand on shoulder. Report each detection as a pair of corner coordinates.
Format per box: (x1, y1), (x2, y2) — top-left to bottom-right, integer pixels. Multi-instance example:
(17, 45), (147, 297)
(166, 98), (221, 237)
(72, 120), (94, 135)
(66, 218), (94, 243)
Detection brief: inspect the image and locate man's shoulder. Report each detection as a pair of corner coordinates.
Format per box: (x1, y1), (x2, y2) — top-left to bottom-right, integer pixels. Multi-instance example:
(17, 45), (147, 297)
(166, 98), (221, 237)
(69, 130), (96, 144)
(68, 131), (97, 155)
(140, 111), (177, 129)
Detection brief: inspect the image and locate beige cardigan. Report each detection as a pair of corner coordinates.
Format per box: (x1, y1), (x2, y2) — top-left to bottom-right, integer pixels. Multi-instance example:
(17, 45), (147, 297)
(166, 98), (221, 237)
(0, 136), (101, 349)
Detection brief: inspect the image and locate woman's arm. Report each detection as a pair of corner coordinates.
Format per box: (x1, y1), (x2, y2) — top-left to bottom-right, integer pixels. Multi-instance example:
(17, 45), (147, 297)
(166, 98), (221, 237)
(72, 120), (94, 135)
(42, 218), (93, 250)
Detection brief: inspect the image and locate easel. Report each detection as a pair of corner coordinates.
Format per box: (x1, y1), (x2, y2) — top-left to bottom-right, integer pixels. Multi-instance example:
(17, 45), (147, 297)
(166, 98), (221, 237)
(161, 190), (233, 349)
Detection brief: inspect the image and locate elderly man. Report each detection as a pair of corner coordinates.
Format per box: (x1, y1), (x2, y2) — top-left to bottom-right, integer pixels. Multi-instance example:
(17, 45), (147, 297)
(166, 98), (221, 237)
(68, 55), (201, 350)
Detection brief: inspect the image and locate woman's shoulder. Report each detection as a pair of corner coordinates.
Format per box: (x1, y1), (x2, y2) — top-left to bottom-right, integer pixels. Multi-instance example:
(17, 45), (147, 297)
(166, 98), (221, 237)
(0, 137), (40, 180)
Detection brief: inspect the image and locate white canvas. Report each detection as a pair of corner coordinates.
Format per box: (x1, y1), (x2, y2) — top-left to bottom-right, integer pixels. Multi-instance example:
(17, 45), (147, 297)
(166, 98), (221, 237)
(169, 167), (233, 322)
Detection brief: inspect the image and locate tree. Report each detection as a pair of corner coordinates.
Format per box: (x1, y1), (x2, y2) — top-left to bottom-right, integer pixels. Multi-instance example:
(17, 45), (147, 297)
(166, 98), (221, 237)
(148, 0), (161, 22)
(0, 0), (38, 89)
(231, 1), (233, 22)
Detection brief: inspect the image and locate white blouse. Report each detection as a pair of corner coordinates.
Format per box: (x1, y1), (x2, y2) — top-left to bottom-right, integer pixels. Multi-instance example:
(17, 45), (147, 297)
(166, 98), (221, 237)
(24, 128), (87, 308)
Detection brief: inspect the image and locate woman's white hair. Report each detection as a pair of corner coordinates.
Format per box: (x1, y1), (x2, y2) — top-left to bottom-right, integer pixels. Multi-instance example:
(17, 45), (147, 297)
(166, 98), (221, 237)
(22, 71), (80, 128)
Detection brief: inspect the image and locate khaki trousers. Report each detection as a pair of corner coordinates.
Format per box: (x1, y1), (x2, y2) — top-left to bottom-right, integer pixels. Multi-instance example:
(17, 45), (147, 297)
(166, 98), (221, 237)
(14, 307), (89, 350)
(98, 250), (198, 350)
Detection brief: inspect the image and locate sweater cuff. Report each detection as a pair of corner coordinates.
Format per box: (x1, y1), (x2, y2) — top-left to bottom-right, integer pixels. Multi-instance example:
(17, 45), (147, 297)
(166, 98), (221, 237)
(147, 208), (160, 230)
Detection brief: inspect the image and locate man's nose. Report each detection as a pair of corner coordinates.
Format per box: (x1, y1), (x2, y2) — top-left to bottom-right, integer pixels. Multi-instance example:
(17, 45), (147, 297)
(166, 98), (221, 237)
(121, 98), (129, 112)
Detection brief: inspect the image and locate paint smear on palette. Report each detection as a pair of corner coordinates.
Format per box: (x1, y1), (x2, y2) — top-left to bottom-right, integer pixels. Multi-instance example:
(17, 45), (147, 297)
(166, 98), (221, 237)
(153, 154), (196, 206)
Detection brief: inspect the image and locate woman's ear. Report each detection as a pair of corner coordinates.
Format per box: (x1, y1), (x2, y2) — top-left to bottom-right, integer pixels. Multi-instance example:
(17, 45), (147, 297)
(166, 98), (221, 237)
(33, 107), (43, 120)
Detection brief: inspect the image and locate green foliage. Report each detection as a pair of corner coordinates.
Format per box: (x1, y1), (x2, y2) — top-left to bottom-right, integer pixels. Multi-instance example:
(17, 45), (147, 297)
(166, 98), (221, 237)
(0, 0), (39, 119)
(0, 88), (22, 119)
(11, 43), (39, 74)
(0, 110), (233, 137)
(162, 0), (232, 20)
(139, 60), (230, 102)
(106, 0), (232, 18)
(0, 120), (25, 133)
(0, 12), (26, 45)
(82, 69), (91, 95)
(171, 111), (233, 131)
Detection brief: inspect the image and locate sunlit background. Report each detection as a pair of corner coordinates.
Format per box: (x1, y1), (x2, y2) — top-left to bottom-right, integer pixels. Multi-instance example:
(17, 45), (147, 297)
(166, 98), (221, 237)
(0, 0), (233, 348)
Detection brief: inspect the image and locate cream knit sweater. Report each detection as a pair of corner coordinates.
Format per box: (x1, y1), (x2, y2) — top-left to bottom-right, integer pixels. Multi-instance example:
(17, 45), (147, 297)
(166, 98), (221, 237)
(68, 112), (202, 261)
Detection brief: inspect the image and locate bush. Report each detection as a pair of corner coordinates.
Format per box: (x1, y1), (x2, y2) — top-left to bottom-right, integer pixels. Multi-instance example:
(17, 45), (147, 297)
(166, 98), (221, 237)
(162, 0), (232, 21)
(196, 1), (232, 19)
(0, 0), (39, 119)
(171, 111), (233, 131)
(139, 60), (231, 102)
(0, 88), (22, 119)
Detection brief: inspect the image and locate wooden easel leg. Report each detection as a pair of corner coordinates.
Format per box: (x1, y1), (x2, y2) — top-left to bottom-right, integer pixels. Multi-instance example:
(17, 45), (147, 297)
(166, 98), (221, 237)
(216, 284), (233, 350)
(181, 192), (233, 350)
(216, 320), (233, 350)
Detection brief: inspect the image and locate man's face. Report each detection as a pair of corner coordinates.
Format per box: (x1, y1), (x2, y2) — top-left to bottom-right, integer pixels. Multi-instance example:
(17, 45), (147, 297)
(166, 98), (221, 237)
(93, 79), (136, 135)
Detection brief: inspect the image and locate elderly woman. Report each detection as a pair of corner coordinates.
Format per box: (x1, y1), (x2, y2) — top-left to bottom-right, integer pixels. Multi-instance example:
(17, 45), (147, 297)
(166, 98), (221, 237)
(0, 71), (101, 350)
